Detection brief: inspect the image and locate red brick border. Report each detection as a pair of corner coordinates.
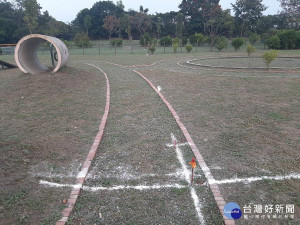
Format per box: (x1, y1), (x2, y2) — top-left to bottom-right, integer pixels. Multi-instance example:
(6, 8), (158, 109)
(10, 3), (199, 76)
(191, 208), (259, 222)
(56, 64), (110, 224)
(134, 70), (235, 225)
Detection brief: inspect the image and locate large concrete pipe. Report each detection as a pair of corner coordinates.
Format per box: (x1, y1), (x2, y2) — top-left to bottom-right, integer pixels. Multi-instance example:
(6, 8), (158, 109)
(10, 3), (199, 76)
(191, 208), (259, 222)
(14, 34), (69, 74)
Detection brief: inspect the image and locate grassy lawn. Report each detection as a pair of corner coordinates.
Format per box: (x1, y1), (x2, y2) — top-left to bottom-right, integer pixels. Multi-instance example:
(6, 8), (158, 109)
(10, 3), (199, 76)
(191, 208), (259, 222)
(0, 62), (106, 224)
(139, 53), (300, 224)
(1, 46), (299, 224)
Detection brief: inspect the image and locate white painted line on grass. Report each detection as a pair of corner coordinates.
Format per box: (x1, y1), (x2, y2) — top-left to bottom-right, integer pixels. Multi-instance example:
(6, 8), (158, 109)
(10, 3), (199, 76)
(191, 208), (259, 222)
(171, 134), (205, 225)
(171, 134), (191, 184)
(208, 173), (300, 185)
(84, 184), (187, 192)
(39, 180), (187, 191)
(40, 180), (81, 189)
(166, 142), (189, 148)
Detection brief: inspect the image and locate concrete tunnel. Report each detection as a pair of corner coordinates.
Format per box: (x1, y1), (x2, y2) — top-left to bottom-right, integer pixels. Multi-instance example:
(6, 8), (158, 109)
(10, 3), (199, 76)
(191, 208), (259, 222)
(14, 34), (69, 75)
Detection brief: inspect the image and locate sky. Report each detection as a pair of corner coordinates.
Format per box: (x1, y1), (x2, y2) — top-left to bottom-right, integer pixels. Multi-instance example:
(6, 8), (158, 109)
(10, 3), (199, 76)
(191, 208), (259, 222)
(34, 0), (282, 23)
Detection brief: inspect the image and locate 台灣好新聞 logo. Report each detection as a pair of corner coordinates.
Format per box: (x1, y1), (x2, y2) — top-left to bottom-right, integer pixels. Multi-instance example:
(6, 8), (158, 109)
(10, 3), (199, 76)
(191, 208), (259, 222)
(224, 202), (242, 220)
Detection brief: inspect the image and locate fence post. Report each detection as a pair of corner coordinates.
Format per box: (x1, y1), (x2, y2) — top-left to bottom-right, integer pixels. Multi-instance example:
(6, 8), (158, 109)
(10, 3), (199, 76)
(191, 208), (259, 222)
(131, 39), (133, 54)
(196, 40), (198, 52)
(115, 44), (116, 54)
(99, 43), (101, 54)
(164, 41), (165, 54)
(82, 46), (85, 55)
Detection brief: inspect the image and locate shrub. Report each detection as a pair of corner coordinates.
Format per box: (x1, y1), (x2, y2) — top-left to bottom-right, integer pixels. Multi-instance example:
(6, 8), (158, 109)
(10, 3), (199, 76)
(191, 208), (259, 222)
(149, 44), (156, 54)
(173, 43), (179, 53)
(159, 36), (172, 46)
(262, 50), (278, 70)
(246, 44), (256, 57)
(266, 35), (280, 49)
(277, 30), (298, 50)
(74, 32), (89, 48)
(216, 36), (227, 52)
(246, 44), (256, 68)
(111, 39), (123, 47)
(185, 44), (193, 53)
(231, 37), (244, 51)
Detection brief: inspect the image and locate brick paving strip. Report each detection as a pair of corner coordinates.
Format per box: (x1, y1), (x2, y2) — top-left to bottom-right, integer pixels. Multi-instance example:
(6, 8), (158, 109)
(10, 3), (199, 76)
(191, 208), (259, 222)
(134, 70), (235, 225)
(56, 64), (110, 225)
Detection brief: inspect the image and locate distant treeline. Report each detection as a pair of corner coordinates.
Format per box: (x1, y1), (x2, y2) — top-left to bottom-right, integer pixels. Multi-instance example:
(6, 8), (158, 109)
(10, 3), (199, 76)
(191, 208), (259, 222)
(0, 0), (299, 49)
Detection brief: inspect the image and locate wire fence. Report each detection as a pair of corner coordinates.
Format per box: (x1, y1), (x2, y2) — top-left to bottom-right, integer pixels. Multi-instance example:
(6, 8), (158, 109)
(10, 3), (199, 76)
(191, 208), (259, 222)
(0, 42), (215, 56)
(64, 43), (211, 55)
(0, 41), (268, 56)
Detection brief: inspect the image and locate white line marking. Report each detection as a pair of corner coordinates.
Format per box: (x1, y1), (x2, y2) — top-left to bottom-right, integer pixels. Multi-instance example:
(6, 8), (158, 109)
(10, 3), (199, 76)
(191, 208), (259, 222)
(171, 134), (191, 184)
(209, 173), (300, 185)
(39, 180), (187, 191)
(166, 142), (189, 148)
(40, 180), (82, 189)
(171, 134), (205, 225)
(84, 184), (187, 192)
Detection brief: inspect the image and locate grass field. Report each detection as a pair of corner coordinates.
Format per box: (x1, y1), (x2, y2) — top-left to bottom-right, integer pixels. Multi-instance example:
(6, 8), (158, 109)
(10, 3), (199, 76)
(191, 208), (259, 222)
(0, 46), (299, 224)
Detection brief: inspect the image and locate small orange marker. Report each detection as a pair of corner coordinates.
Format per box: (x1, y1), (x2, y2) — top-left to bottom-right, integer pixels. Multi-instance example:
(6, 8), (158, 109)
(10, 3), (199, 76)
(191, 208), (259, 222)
(189, 157), (196, 183)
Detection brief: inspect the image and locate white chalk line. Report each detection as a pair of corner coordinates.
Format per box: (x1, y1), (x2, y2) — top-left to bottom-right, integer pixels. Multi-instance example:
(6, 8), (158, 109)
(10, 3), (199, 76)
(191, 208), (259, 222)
(166, 142), (190, 148)
(208, 173), (300, 185)
(40, 172), (300, 190)
(87, 171), (195, 180)
(39, 180), (187, 191)
(171, 134), (205, 225)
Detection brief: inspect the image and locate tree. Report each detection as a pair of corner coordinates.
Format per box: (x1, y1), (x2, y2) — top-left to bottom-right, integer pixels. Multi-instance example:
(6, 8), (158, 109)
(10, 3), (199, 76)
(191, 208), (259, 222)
(179, 0), (222, 35)
(132, 12), (150, 44)
(84, 15), (92, 35)
(103, 15), (120, 40)
(202, 9), (233, 50)
(0, 1), (20, 43)
(156, 12), (178, 37)
(156, 16), (162, 38)
(22, 0), (41, 34)
(179, 1), (233, 49)
(279, 0), (300, 24)
(176, 13), (185, 38)
(74, 32), (89, 48)
(72, 8), (90, 33)
(87, 1), (121, 39)
(121, 14), (132, 40)
(232, 0), (267, 37)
